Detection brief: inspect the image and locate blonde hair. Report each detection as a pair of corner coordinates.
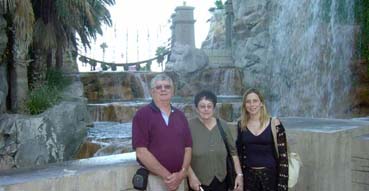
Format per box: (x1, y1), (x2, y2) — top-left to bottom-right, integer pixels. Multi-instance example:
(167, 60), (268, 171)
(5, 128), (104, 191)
(240, 88), (270, 131)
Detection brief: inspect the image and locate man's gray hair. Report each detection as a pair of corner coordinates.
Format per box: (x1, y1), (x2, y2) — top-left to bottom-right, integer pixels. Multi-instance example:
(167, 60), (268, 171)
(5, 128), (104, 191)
(150, 74), (174, 89)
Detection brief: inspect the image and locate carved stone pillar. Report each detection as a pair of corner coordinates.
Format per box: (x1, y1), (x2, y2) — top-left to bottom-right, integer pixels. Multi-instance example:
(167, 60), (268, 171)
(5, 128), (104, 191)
(225, 0), (234, 49)
(172, 6), (196, 48)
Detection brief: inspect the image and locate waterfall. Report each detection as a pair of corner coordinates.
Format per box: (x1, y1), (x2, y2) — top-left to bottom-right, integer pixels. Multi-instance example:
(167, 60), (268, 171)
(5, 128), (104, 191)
(268, 0), (355, 117)
(134, 73), (151, 99)
(219, 68), (237, 96)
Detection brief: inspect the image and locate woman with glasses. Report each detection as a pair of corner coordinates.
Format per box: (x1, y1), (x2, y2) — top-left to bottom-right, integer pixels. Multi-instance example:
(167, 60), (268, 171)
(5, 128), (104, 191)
(187, 90), (243, 191)
(236, 88), (288, 191)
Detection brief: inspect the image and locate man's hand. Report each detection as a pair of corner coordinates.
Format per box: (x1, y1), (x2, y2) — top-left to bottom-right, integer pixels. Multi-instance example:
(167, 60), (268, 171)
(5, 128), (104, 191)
(164, 170), (186, 191)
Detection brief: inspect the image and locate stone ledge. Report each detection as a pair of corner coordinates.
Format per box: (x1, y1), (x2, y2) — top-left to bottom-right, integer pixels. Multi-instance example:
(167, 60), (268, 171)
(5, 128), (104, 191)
(2, 118), (369, 191)
(352, 134), (369, 190)
(0, 152), (139, 191)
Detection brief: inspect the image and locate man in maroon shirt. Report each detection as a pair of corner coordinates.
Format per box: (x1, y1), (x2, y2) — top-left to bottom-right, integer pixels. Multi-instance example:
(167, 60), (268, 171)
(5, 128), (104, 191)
(132, 74), (192, 191)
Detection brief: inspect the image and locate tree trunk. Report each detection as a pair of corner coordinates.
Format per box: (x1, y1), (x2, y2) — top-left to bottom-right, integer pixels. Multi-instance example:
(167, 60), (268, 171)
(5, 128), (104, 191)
(10, 36), (29, 112)
(46, 50), (52, 69)
(0, 15), (8, 113)
(55, 46), (63, 69)
(29, 48), (47, 89)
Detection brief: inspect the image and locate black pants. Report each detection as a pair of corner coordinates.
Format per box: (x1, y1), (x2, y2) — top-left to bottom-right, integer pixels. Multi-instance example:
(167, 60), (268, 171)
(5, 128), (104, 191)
(244, 168), (277, 191)
(196, 177), (227, 191)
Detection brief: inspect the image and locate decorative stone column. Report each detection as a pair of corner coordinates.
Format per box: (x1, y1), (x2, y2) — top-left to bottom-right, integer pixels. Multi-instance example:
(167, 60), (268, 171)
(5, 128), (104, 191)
(172, 5), (196, 48)
(225, 0), (234, 49)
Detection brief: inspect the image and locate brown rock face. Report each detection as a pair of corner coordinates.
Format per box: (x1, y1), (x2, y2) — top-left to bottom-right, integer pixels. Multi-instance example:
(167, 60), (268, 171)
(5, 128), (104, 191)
(80, 72), (157, 101)
(176, 68), (245, 97)
(350, 59), (369, 116)
(74, 141), (101, 159)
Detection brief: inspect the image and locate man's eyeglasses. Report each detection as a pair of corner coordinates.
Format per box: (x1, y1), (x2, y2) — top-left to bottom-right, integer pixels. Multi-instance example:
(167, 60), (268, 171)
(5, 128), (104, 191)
(154, 85), (171, 90)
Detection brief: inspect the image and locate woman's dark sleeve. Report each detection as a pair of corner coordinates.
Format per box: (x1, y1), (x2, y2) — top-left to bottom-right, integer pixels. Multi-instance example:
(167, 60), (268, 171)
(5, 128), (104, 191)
(276, 123), (289, 191)
(235, 121), (244, 167)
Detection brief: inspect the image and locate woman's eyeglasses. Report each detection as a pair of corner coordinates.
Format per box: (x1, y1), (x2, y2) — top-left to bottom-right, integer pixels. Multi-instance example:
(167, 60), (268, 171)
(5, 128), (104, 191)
(155, 85), (171, 90)
(198, 104), (214, 110)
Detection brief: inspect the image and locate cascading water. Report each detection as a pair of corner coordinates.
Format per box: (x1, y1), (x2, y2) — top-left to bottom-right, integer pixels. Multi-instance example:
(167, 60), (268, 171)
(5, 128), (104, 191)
(268, 0), (355, 117)
(219, 68), (237, 95)
(134, 73), (151, 99)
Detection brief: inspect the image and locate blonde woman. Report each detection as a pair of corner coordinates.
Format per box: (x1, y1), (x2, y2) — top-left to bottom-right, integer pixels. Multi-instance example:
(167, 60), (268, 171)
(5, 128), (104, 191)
(236, 89), (288, 191)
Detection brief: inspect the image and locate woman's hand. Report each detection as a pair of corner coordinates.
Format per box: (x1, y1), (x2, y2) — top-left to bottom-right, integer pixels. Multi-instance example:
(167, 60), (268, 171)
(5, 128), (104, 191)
(188, 175), (202, 191)
(234, 175), (244, 191)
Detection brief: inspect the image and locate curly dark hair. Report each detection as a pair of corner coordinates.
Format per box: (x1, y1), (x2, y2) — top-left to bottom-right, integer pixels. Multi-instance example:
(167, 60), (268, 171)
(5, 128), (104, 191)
(194, 90), (217, 108)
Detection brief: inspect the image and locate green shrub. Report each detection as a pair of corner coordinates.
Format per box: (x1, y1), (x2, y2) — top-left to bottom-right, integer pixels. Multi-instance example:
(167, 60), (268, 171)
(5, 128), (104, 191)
(26, 69), (71, 115)
(27, 86), (61, 115)
(46, 69), (72, 89)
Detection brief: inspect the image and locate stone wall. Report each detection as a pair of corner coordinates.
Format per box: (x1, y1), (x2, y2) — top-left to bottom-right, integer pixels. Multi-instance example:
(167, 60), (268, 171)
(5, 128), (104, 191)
(80, 72), (157, 101)
(2, 118), (369, 191)
(0, 81), (91, 170)
(199, 0), (363, 117)
(352, 134), (369, 190)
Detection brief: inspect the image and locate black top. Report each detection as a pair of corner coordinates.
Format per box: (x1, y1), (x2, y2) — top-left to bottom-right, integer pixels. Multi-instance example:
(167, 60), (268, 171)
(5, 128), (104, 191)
(239, 120), (277, 168)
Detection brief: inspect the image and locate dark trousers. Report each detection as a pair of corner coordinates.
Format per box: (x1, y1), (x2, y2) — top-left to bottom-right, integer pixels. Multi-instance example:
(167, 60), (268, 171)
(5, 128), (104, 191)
(201, 177), (227, 191)
(244, 168), (277, 191)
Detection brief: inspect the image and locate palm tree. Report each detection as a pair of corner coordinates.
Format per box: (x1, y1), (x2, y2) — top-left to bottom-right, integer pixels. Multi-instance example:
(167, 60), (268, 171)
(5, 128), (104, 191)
(2, 0), (35, 112)
(1, 0), (115, 112)
(29, 0), (114, 86)
(31, 0), (114, 69)
(155, 46), (167, 72)
(100, 42), (108, 61)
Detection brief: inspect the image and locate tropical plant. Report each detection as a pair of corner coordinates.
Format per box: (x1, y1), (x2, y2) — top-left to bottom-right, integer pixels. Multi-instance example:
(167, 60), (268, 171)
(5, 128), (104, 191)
(215, 0), (224, 9)
(31, 0), (115, 68)
(26, 85), (60, 115)
(2, 0), (35, 112)
(26, 69), (70, 115)
(155, 46), (167, 71)
(45, 69), (71, 89)
(100, 42), (108, 61)
(1, 0), (115, 112)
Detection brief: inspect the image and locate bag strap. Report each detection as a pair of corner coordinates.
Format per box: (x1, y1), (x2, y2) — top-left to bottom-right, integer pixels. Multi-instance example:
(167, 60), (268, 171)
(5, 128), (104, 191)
(271, 117), (279, 157)
(216, 118), (231, 155)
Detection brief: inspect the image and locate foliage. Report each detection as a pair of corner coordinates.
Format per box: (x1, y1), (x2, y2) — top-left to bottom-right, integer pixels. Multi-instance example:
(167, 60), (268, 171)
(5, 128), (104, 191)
(26, 85), (60, 115)
(32, 0), (115, 50)
(215, 0), (224, 9)
(155, 46), (167, 64)
(26, 69), (71, 115)
(46, 69), (72, 89)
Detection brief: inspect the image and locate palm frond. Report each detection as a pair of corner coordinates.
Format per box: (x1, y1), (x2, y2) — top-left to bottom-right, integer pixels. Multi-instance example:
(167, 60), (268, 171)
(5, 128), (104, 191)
(33, 18), (57, 49)
(13, 0), (34, 42)
(0, 0), (15, 13)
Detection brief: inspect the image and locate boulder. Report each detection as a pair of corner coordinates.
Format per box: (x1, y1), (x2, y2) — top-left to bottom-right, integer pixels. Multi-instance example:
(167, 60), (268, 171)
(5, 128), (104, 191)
(165, 44), (209, 75)
(0, 81), (91, 170)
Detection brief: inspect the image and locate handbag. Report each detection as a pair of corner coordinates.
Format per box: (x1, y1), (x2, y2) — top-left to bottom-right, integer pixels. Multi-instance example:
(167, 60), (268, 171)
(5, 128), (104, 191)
(271, 117), (302, 188)
(288, 152), (302, 188)
(132, 167), (149, 190)
(216, 118), (236, 189)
